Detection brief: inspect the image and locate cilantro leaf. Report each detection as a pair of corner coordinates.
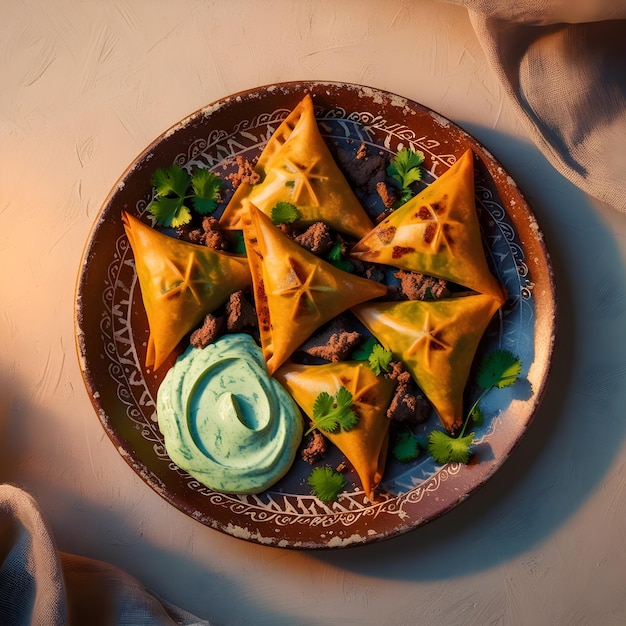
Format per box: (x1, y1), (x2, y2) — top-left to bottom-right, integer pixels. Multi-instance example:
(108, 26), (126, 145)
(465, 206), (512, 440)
(151, 165), (189, 198)
(368, 343), (393, 376)
(191, 169), (223, 215)
(271, 201), (301, 224)
(306, 386), (358, 435)
(351, 336), (379, 361)
(326, 242), (354, 272)
(387, 148), (425, 202)
(428, 430), (475, 464)
(476, 349), (522, 390)
(397, 186), (415, 206)
(308, 466), (346, 502)
(147, 164), (225, 227)
(392, 431), (421, 463)
(147, 165), (194, 227)
(148, 195), (192, 228)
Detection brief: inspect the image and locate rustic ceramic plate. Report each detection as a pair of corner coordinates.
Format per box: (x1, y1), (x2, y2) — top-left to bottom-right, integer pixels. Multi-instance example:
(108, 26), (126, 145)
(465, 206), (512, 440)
(75, 81), (556, 549)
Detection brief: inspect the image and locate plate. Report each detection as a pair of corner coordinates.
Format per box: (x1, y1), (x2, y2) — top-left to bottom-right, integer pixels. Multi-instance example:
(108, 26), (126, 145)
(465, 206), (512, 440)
(75, 81), (556, 549)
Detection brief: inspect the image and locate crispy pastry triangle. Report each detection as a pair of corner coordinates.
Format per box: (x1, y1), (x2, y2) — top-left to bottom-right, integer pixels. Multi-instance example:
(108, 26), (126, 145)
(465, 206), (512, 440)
(221, 95), (309, 225)
(350, 149), (506, 304)
(241, 204), (387, 375)
(122, 212), (252, 370)
(220, 94), (374, 238)
(352, 294), (502, 433)
(274, 361), (397, 502)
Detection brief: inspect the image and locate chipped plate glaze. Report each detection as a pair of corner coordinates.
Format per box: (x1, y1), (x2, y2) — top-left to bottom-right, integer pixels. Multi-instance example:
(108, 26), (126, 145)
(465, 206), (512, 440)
(74, 81), (556, 549)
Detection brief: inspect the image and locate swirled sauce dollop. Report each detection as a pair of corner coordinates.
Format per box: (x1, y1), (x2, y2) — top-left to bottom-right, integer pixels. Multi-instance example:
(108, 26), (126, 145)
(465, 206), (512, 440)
(157, 334), (303, 494)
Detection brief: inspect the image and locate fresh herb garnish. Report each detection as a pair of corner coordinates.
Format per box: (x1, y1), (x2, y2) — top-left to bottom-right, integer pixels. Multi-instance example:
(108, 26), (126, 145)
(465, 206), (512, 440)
(351, 336), (379, 361)
(475, 349), (523, 392)
(428, 349), (522, 464)
(392, 431), (422, 463)
(428, 430), (476, 464)
(306, 386), (358, 435)
(271, 201), (301, 224)
(148, 165), (192, 227)
(190, 168), (224, 215)
(387, 148), (425, 205)
(147, 164), (223, 227)
(308, 466), (346, 502)
(368, 343), (393, 376)
(326, 242), (354, 272)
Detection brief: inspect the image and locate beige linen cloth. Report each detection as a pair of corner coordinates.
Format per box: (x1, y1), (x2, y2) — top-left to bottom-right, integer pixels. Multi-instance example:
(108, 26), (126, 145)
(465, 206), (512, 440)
(446, 0), (626, 211)
(2, 3), (626, 625)
(0, 485), (211, 625)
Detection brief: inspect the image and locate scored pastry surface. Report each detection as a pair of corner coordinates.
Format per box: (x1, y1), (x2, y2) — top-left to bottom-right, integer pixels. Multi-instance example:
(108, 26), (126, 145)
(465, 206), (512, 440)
(350, 149), (505, 304)
(220, 93), (374, 238)
(352, 293), (502, 433)
(122, 212), (252, 370)
(275, 360), (397, 502)
(241, 204), (387, 374)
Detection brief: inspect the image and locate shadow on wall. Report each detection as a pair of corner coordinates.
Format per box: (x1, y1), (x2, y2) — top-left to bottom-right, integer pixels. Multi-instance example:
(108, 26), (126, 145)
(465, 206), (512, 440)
(312, 126), (626, 580)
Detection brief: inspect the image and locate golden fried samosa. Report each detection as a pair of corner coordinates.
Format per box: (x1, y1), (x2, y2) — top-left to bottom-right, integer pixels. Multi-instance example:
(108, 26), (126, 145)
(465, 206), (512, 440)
(274, 361), (396, 502)
(241, 204), (387, 375)
(221, 95), (310, 225)
(350, 149), (506, 304)
(352, 293), (502, 433)
(220, 94), (374, 238)
(122, 212), (252, 370)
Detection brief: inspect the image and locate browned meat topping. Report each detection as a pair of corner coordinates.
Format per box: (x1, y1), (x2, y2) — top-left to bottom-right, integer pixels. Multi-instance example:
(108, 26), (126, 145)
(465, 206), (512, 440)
(293, 221), (334, 255)
(423, 223), (436, 244)
(226, 155), (260, 190)
(386, 361), (430, 424)
(417, 206), (431, 220)
(201, 216), (227, 250)
(225, 290), (257, 332)
(190, 313), (224, 348)
(376, 181), (396, 209)
(180, 216), (227, 250)
(299, 316), (363, 362)
(394, 270), (449, 300)
(301, 429), (327, 464)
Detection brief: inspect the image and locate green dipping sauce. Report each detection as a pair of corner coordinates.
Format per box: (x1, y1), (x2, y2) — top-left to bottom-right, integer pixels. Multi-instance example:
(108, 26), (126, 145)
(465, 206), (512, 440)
(157, 334), (303, 494)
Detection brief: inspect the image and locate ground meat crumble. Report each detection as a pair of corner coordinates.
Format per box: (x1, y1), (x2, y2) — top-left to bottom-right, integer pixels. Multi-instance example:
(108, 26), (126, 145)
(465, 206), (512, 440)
(225, 290), (257, 332)
(394, 270), (450, 300)
(298, 316), (364, 362)
(180, 216), (228, 250)
(386, 361), (431, 424)
(225, 155), (260, 190)
(301, 429), (327, 464)
(190, 313), (224, 348)
(293, 221), (334, 255)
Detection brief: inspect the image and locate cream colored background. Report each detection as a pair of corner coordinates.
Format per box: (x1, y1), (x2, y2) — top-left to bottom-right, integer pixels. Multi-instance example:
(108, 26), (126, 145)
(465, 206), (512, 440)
(2, 1), (626, 624)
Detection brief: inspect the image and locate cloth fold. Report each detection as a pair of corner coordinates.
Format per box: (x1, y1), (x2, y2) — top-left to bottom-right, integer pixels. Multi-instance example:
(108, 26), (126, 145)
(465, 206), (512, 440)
(0, 485), (211, 626)
(444, 0), (626, 211)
